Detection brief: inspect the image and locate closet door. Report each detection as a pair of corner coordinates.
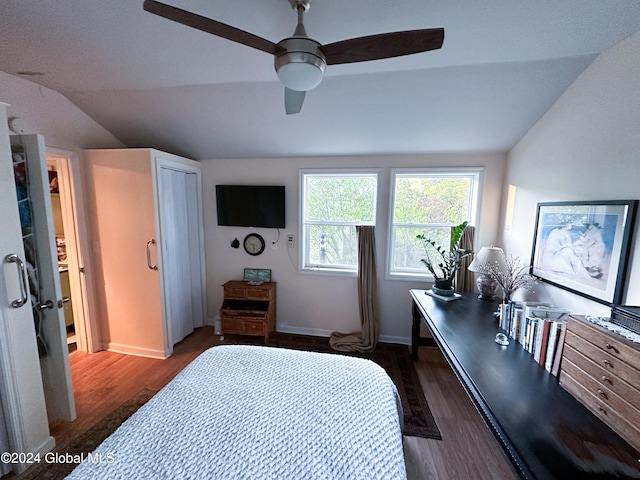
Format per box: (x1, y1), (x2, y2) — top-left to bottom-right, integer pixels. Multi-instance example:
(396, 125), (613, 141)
(0, 400), (9, 476)
(11, 135), (75, 423)
(0, 104), (53, 473)
(157, 165), (204, 346)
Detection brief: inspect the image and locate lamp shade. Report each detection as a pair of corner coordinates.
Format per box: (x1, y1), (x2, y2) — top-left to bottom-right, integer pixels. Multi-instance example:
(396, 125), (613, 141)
(468, 246), (508, 274)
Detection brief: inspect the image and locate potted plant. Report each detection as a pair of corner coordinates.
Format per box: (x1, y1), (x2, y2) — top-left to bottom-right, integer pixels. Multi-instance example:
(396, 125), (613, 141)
(417, 221), (473, 296)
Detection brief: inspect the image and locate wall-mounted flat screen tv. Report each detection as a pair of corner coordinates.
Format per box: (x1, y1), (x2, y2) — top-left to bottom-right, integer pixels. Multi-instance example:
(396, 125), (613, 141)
(216, 185), (285, 228)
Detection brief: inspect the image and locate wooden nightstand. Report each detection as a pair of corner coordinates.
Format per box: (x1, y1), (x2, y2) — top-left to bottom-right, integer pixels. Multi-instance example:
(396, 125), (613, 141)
(220, 281), (276, 343)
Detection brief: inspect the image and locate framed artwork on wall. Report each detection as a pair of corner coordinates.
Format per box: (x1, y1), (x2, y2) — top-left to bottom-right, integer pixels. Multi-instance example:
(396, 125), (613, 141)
(530, 200), (638, 305)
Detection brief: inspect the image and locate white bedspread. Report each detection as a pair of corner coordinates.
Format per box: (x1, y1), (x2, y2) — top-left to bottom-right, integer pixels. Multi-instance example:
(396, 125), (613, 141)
(66, 345), (407, 479)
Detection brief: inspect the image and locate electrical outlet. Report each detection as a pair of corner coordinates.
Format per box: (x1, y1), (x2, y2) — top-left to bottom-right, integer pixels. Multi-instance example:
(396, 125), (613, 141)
(286, 234), (295, 248)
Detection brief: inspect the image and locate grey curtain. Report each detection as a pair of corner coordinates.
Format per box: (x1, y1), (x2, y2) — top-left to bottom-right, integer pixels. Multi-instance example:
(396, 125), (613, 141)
(329, 225), (379, 353)
(455, 224), (475, 292)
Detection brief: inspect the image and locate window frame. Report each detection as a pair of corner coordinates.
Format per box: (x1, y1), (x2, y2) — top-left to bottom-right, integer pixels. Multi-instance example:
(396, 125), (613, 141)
(385, 167), (483, 281)
(298, 168), (381, 275)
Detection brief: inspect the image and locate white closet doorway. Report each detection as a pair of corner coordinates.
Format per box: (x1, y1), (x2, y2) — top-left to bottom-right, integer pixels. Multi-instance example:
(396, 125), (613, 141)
(47, 149), (97, 353)
(157, 165), (204, 346)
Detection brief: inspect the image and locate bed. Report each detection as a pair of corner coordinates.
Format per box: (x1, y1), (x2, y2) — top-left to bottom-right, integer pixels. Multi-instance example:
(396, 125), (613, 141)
(66, 345), (407, 479)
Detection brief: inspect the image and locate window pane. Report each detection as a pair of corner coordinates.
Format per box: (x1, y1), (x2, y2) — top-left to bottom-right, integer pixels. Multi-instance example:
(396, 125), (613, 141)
(302, 172), (378, 272)
(388, 170), (479, 278)
(392, 226), (450, 272)
(306, 175), (376, 222)
(307, 224), (358, 267)
(393, 176), (471, 224)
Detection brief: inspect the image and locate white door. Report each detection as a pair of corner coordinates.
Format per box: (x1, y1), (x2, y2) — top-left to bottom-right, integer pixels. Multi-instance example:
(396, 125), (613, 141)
(157, 165), (204, 346)
(0, 398), (9, 476)
(0, 104), (53, 474)
(10, 135), (75, 422)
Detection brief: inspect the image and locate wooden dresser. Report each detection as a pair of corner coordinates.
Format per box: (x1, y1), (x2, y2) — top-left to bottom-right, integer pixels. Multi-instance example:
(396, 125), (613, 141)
(560, 315), (640, 452)
(220, 281), (276, 343)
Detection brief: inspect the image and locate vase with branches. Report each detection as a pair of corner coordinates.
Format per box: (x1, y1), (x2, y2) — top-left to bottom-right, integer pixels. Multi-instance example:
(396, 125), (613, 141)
(478, 252), (537, 302)
(417, 221), (473, 294)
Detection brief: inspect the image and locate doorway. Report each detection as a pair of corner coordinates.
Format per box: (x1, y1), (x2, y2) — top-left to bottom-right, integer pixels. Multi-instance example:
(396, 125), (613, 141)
(46, 149), (96, 353)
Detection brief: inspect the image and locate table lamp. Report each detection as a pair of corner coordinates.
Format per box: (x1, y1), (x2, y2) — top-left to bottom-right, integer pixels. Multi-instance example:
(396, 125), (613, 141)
(468, 246), (508, 300)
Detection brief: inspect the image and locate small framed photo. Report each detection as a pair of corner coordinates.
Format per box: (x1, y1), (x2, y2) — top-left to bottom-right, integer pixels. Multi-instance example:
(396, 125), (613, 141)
(243, 268), (272, 283)
(243, 268), (258, 282)
(257, 269), (272, 283)
(530, 200), (638, 305)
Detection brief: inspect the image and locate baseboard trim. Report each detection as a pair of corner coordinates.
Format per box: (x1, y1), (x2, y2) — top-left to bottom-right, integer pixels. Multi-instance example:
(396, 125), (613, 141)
(104, 342), (168, 359)
(13, 435), (55, 474)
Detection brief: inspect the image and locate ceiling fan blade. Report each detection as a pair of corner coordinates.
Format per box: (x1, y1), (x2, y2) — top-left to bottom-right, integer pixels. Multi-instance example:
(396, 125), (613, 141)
(284, 88), (306, 115)
(143, 0), (281, 55)
(321, 28), (444, 65)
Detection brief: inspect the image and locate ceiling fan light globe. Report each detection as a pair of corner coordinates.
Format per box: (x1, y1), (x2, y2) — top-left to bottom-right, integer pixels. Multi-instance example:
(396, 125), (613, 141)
(276, 57), (325, 91)
(275, 37), (326, 91)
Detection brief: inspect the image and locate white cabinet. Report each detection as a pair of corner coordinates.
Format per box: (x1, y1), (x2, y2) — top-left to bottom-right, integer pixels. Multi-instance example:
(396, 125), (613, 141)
(83, 149), (206, 358)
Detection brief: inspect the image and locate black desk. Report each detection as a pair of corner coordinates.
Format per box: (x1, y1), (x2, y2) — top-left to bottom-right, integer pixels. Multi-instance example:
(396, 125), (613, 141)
(410, 290), (640, 480)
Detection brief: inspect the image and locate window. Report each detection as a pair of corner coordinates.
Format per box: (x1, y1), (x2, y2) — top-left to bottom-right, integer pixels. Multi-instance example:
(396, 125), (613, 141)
(300, 170), (378, 272)
(388, 168), (481, 279)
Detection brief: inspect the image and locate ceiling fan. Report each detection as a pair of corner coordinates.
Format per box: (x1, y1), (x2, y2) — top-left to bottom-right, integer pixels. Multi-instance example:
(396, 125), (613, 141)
(143, 0), (444, 114)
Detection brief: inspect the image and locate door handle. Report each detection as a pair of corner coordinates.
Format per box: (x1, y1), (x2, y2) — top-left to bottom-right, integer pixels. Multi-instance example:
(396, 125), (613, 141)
(146, 239), (158, 270)
(37, 300), (54, 311)
(4, 253), (29, 308)
(57, 297), (70, 308)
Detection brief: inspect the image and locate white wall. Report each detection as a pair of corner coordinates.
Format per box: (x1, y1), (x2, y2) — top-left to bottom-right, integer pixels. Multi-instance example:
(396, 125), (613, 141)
(0, 72), (125, 152)
(502, 31), (640, 315)
(203, 152), (506, 343)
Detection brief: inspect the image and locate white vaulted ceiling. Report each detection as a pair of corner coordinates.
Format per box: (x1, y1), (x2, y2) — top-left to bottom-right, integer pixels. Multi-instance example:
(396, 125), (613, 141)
(1, 0), (639, 159)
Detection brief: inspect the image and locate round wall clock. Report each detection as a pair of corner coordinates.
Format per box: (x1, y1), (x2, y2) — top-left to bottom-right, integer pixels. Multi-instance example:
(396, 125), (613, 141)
(243, 233), (265, 256)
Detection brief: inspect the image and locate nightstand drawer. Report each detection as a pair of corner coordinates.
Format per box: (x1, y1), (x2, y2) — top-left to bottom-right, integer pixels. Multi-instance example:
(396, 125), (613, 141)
(244, 320), (265, 335)
(247, 289), (272, 300)
(224, 287), (248, 299)
(221, 316), (266, 336)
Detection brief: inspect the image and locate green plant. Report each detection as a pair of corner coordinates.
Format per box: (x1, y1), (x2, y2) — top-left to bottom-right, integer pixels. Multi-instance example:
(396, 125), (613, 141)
(417, 221), (473, 282)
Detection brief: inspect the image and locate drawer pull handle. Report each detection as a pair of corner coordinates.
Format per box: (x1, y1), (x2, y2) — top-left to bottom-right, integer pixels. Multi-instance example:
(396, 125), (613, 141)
(605, 343), (619, 353)
(602, 375), (612, 384)
(598, 406), (607, 415)
(603, 359), (612, 367)
(597, 389), (608, 399)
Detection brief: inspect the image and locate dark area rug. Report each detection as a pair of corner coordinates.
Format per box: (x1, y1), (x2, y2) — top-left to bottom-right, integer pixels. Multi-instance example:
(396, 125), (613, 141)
(268, 332), (441, 440)
(18, 388), (156, 480)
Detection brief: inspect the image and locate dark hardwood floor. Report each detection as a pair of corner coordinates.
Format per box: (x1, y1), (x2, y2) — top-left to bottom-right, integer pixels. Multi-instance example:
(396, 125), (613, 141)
(14, 326), (517, 479)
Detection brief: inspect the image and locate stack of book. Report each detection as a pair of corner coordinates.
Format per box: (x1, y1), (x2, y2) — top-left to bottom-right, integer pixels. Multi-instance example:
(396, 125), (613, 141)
(500, 302), (570, 376)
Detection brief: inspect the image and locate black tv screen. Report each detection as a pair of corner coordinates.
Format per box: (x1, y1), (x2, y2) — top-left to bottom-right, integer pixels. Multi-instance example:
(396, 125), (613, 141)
(216, 185), (285, 228)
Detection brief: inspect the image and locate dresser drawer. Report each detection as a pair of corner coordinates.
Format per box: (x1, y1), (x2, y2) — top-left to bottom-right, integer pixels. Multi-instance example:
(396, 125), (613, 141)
(246, 288), (272, 300)
(560, 371), (640, 452)
(243, 320), (266, 335)
(563, 345), (640, 412)
(564, 331), (640, 387)
(221, 315), (266, 336)
(567, 318), (640, 371)
(223, 284), (274, 301)
(224, 287), (248, 299)
(561, 355), (640, 429)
